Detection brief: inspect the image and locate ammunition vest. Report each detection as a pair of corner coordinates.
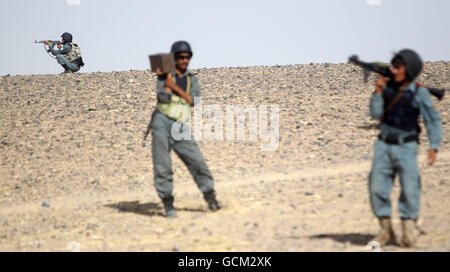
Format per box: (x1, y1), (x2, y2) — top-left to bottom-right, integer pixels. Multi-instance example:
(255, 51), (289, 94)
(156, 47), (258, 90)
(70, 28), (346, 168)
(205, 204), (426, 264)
(156, 74), (192, 123)
(383, 86), (420, 132)
(64, 42), (82, 62)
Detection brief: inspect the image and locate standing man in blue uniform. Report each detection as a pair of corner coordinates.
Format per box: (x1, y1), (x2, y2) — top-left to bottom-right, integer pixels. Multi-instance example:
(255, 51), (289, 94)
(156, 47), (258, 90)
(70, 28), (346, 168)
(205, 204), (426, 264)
(150, 41), (220, 218)
(368, 49), (442, 247)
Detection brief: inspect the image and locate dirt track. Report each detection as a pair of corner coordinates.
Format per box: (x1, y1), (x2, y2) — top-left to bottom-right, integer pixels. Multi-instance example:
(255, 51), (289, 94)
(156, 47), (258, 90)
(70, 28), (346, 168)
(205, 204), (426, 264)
(0, 62), (449, 251)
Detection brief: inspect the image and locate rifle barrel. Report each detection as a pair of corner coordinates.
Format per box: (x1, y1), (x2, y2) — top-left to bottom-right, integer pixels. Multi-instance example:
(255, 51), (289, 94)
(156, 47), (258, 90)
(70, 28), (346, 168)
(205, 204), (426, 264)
(35, 40), (61, 44)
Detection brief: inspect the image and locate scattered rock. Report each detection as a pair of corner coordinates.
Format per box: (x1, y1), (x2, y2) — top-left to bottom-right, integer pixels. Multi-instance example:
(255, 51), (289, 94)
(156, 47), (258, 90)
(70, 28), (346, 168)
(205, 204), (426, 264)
(0, 62), (448, 251)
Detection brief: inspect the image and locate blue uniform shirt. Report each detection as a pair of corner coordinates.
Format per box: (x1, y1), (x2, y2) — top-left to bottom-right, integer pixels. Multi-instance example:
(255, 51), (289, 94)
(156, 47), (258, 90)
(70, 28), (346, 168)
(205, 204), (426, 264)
(48, 43), (72, 56)
(156, 70), (201, 105)
(370, 81), (443, 150)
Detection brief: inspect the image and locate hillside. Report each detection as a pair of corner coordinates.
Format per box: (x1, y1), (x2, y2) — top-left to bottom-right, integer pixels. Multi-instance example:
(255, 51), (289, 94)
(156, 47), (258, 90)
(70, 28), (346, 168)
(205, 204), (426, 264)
(0, 62), (449, 251)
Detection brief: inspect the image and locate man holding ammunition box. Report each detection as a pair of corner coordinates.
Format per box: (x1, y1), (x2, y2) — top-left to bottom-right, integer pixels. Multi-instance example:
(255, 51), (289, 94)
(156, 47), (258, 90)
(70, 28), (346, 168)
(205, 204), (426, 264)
(149, 41), (220, 218)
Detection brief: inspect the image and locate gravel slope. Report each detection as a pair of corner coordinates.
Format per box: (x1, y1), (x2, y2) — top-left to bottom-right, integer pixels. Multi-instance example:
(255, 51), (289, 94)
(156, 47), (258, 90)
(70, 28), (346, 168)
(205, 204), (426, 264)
(0, 62), (449, 251)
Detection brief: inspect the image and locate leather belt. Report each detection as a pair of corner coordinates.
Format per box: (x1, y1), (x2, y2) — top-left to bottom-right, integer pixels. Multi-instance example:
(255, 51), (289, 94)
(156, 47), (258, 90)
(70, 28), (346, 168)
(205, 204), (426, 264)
(378, 134), (418, 145)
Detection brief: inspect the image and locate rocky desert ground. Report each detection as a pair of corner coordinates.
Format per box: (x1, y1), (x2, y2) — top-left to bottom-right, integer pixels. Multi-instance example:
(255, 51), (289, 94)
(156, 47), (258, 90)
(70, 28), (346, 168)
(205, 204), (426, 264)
(0, 62), (449, 252)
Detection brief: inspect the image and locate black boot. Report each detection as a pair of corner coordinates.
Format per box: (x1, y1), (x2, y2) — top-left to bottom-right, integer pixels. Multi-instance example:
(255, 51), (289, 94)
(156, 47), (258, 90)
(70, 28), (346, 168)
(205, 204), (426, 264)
(61, 65), (72, 74)
(203, 190), (221, 211)
(161, 196), (177, 218)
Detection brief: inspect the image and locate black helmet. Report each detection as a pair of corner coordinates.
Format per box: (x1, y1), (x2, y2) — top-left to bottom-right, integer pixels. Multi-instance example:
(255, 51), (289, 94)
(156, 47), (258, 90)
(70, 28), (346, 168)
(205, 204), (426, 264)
(170, 41), (193, 57)
(61, 32), (73, 43)
(391, 49), (423, 80)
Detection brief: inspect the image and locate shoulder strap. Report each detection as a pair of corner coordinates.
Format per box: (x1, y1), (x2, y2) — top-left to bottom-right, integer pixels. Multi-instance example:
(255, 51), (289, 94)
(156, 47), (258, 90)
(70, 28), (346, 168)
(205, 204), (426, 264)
(380, 90), (404, 124)
(186, 75), (191, 94)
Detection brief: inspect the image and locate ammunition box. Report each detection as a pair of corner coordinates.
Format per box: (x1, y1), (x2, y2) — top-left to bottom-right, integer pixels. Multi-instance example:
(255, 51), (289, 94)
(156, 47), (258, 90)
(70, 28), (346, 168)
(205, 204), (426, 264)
(149, 53), (175, 74)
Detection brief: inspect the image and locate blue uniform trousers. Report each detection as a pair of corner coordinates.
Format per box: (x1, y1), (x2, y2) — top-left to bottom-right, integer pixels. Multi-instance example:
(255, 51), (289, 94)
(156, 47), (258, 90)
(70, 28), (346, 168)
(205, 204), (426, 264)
(56, 54), (79, 72)
(369, 139), (421, 220)
(150, 111), (214, 199)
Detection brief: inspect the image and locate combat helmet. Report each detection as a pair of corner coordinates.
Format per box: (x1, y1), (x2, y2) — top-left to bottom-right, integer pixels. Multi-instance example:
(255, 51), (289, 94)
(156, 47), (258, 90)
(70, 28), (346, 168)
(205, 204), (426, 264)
(61, 32), (73, 43)
(171, 41), (193, 57)
(391, 49), (423, 81)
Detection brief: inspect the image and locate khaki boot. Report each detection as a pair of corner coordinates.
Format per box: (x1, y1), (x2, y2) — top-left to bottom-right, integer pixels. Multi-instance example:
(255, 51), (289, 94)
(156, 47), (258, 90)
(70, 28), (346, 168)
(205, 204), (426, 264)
(401, 219), (418, 247)
(373, 217), (395, 246)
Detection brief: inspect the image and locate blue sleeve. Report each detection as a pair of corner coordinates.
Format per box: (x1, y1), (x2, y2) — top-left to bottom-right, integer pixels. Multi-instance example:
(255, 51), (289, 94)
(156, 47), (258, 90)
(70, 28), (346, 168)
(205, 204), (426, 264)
(417, 87), (443, 150)
(190, 75), (201, 106)
(49, 43), (72, 56)
(370, 92), (384, 120)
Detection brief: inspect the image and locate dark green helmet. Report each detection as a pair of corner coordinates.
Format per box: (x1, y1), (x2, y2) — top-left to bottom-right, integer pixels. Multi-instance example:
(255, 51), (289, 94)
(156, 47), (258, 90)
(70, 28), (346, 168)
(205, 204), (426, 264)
(170, 41), (193, 57)
(61, 32), (73, 43)
(392, 49), (423, 80)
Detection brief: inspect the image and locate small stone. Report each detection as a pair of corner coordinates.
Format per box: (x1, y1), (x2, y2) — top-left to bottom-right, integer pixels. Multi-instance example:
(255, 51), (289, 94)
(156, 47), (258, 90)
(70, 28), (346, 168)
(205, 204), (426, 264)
(173, 245), (180, 252)
(91, 178), (100, 184)
(335, 242), (344, 248)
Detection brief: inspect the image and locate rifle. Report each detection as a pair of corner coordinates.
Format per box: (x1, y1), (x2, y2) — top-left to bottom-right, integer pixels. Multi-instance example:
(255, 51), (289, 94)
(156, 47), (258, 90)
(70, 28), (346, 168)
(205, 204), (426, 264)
(348, 55), (445, 100)
(35, 40), (62, 59)
(35, 40), (61, 45)
(142, 119), (152, 147)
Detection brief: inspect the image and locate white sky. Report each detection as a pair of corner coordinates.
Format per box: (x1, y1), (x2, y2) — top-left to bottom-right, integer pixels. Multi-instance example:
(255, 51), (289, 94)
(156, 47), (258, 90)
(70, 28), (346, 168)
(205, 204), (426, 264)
(0, 0), (449, 75)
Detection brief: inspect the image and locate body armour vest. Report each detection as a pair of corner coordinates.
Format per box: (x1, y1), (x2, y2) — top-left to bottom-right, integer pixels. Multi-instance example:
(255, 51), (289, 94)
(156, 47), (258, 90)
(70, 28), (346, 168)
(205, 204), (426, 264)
(383, 84), (420, 132)
(64, 43), (82, 62)
(156, 74), (192, 123)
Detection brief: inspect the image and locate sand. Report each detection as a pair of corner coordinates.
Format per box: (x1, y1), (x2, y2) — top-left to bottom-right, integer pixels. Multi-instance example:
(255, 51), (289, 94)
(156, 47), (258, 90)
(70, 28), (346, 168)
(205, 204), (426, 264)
(0, 62), (449, 251)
